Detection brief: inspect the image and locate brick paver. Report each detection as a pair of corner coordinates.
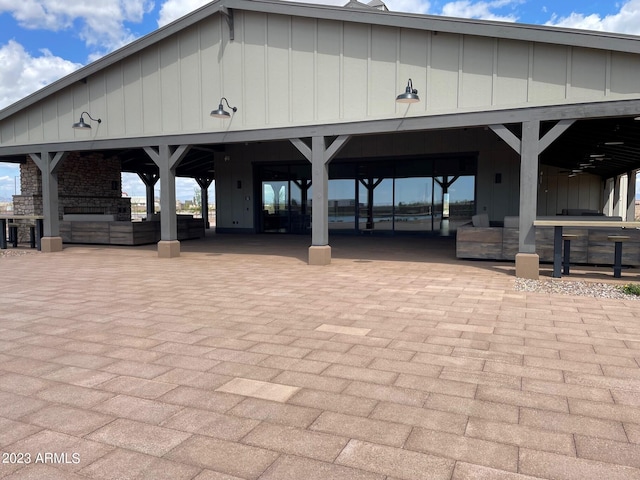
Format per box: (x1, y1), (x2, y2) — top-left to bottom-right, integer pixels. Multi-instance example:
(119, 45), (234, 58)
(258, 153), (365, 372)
(1, 233), (640, 479)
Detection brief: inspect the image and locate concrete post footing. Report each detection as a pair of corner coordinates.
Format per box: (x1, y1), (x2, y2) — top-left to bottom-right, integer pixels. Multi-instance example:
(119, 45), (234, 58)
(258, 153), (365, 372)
(515, 252), (540, 279)
(158, 240), (181, 258)
(40, 236), (63, 252)
(309, 245), (331, 265)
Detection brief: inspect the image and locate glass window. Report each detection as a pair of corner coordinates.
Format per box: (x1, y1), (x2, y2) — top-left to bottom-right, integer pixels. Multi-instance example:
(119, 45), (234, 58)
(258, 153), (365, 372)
(329, 179), (356, 230)
(394, 177), (433, 232)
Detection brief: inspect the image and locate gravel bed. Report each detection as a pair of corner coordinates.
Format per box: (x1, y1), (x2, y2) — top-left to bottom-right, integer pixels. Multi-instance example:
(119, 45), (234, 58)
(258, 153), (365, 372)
(515, 277), (640, 300)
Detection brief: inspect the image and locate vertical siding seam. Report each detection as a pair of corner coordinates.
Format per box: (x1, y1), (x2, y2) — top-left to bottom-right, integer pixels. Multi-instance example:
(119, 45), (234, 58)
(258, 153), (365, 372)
(119, 63), (125, 135)
(138, 55), (144, 134)
(367, 24), (372, 117)
(157, 46), (163, 135)
(565, 46), (572, 100)
(458, 35), (463, 108)
(426, 31), (431, 113)
(265, 14), (269, 125)
(196, 23), (203, 131)
(605, 50), (612, 97)
(177, 36), (184, 134)
(527, 43), (533, 103)
(492, 38), (498, 106)
(241, 12), (246, 128)
(395, 28), (400, 116)
(339, 21), (344, 120)
(218, 14), (225, 129)
(101, 72), (107, 138)
(314, 19), (318, 122)
(288, 17), (293, 124)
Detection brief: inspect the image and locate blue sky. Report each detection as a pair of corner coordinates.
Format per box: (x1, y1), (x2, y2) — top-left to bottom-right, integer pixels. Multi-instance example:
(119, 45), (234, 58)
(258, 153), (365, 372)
(1, 0), (640, 201)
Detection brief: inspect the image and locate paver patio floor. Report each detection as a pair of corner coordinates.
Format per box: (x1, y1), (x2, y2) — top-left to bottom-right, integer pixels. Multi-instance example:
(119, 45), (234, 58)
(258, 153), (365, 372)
(1, 233), (640, 480)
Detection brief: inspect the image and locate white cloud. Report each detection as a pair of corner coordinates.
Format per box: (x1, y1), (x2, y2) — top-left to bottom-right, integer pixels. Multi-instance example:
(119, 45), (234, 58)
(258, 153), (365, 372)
(385, 0), (430, 14)
(439, 0), (521, 22)
(0, 40), (82, 109)
(157, 0), (211, 27)
(0, 0), (155, 55)
(0, 171), (20, 200)
(545, 0), (640, 35)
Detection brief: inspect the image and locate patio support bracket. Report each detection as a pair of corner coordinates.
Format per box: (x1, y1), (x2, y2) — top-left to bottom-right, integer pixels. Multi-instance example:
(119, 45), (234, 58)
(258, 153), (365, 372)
(489, 119), (574, 279)
(291, 135), (350, 265)
(144, 145), (191, 257)
(29, 151), (68, 251)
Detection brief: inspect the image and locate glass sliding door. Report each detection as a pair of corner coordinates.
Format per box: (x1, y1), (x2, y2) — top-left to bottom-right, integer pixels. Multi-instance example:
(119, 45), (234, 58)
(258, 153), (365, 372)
(328, 179), (356, 230)
(259, 164), (311, 233)
(358, 178), (393, 232)
(262, 180), (289, 232)
(447, 175), (475, 230)
(256, 155), (475, 235)
(394, 177), (433, 232)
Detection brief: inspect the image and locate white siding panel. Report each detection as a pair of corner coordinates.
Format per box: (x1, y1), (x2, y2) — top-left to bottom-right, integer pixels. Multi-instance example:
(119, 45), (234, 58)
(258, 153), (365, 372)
(430, 33), (459, 111)
(42, 98), (58, 140)
(571, 48), (606, 99)
(243, 12), (267, 127)
(317, 20), (341, 121)
(179, 27), (203, 131)
(461, 36), (493, 108)
(530, 44), (567, 102)
(140, 49), (162, 134)
(27, 106), (43, 143)
(267, 15), (291, 125)
(199, 16), (222, 127)
(495, 40), (528, 106)
(160, 38), (181, 133)
(610, 51), (640, 95)
(105, 66), (126, 137)
(343, 23), (369, 119)
(88, 73), (107, 139)
(57, 89), (74, 142)
(220, 13), (242, 129)
(14, 112), (28, 143)
(369, 25), (397, 117)
(122, 57), (143, 137)
(397, 29), (427, 116)
(291, 17), (315, 124)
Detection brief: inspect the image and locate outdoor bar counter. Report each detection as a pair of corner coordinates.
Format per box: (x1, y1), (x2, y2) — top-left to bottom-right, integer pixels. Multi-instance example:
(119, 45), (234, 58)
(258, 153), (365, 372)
(533, 219), (640, 277)
(60, 215), (205, 245)
(457, 216), (640, 267)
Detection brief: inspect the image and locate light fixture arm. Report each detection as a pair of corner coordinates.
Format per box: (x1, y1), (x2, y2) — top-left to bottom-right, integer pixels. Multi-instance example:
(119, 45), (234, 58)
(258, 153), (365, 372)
(406, 79), (417, 95)
(219, 97), (237, 114)
(81, 111), (102, 124)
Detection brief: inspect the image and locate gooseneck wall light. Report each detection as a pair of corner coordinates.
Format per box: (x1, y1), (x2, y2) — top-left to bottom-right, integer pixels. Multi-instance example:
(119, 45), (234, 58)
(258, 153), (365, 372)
(396, 79), (420, 104)
(211, 97), (238, 119)
(72, 112), (102, 130)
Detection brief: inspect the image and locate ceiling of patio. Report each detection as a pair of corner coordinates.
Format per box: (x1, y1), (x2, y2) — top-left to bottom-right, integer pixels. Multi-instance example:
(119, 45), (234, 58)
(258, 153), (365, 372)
(113, 115), (640, 180)
(2, 115), (638, 181)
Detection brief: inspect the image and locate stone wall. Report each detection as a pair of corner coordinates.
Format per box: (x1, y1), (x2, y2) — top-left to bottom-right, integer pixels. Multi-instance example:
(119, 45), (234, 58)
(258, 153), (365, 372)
(13, 152), (131, 232)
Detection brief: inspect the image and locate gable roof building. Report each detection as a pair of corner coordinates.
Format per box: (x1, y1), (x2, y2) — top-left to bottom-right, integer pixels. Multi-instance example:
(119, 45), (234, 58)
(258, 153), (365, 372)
(1, 0), (640, 276)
